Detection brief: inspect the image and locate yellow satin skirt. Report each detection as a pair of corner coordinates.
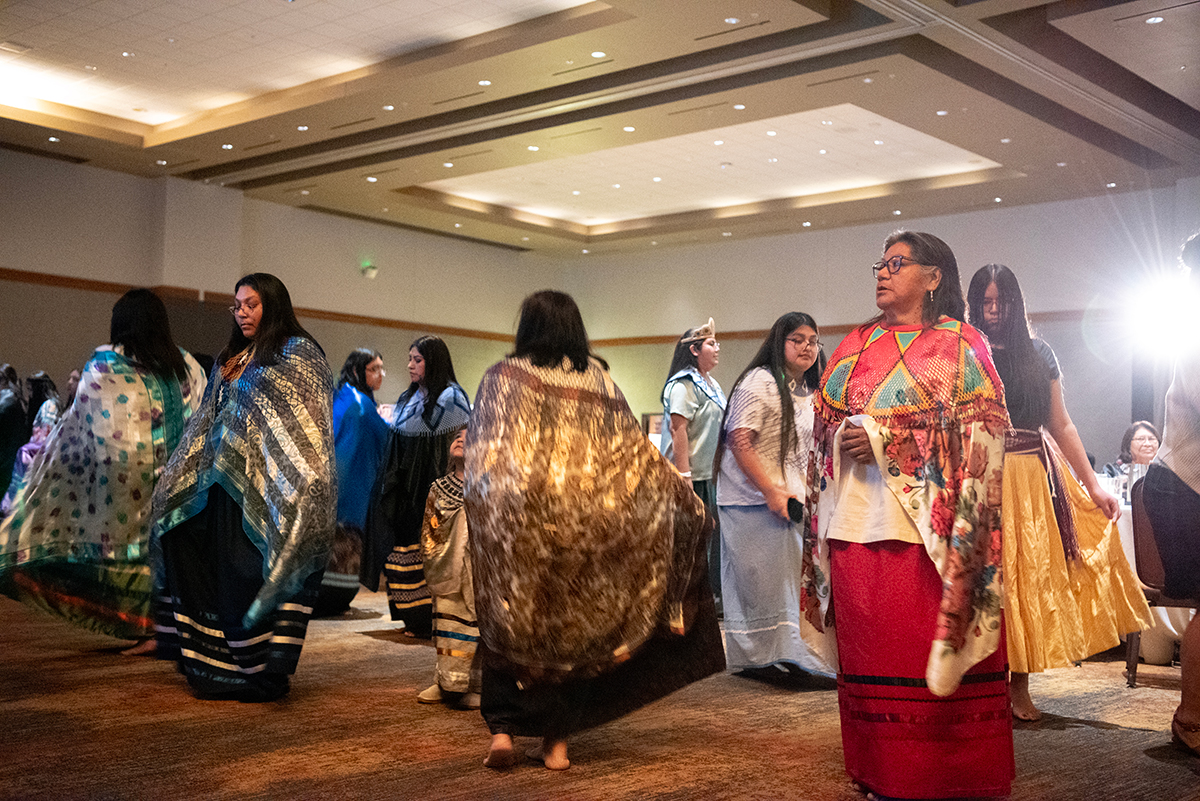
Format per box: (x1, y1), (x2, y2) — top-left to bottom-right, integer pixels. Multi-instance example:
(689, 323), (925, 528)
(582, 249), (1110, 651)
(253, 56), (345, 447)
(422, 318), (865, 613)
(1002, 452), (1151, 673)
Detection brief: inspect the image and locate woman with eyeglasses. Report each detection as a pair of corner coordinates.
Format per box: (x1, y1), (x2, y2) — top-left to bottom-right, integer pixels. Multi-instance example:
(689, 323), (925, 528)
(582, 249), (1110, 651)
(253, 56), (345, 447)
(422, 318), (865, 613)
(967, 263), (1148, 723)
(152, 273), (335, 701)
(802, 231), (1013, 800)
(1107, 421), (1161, 489)
(661, 318), (726, 610)
(714, 312), (832, 680)
(361, 335), (470, 639)
(1, 289), (206, 651)
(315, 348), (390, 616)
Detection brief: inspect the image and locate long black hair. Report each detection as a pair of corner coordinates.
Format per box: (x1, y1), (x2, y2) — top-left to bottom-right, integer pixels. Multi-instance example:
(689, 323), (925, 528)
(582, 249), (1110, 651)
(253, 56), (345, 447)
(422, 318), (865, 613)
(219, 273), (319, 366)
(664, 326), (704, 385)
(881, 230), (966, 325)
(397, 335), (458, 425)
(24, 371), (58, 430)
(713, 311), (823, 480)
(966, 263), (1051, 429)
(110, 288), (189, 380)
(510, 290), (607, 372)
(339, 348), (382, 402)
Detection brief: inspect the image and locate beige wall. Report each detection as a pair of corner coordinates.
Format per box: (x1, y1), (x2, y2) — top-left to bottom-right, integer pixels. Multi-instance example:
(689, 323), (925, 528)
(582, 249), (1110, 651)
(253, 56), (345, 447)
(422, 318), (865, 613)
(3, 148), (1198, 466)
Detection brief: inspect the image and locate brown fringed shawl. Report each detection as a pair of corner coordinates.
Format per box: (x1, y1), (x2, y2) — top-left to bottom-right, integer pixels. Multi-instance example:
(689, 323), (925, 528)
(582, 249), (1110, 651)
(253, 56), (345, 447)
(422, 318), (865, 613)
(465, 356), (715, 685)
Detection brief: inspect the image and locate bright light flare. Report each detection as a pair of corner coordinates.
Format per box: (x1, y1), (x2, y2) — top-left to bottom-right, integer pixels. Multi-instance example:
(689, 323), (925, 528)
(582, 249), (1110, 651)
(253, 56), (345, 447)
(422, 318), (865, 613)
(1131, 270), (1200, 358)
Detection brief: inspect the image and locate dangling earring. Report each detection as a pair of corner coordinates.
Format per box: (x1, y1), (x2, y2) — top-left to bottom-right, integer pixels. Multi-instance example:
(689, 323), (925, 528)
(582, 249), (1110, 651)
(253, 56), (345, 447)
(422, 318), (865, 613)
(928, 289), (934, 304)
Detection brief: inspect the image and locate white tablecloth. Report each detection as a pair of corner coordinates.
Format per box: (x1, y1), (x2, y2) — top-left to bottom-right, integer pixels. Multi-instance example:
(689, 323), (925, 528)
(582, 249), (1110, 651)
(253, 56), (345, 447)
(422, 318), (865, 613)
(1116, 505), (1194, 665)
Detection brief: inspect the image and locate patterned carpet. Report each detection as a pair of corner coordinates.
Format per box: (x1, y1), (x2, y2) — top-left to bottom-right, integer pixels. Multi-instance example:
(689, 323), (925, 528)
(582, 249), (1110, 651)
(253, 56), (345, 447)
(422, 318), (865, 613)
(1, 591), (1197, 800)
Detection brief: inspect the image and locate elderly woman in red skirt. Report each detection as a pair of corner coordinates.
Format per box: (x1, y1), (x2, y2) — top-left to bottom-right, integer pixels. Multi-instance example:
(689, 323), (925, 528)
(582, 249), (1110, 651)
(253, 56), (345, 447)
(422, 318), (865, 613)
(802, 230), (1014, 800)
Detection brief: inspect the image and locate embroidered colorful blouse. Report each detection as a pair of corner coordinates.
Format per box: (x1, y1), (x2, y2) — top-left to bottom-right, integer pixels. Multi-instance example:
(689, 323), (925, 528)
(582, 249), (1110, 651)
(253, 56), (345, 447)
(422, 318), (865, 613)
(802, 316), (1009, 696)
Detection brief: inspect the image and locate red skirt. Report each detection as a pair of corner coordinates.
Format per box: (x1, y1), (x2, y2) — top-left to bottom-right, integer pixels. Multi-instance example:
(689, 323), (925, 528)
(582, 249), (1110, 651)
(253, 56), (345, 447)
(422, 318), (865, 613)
(831, 539), (1014, 799)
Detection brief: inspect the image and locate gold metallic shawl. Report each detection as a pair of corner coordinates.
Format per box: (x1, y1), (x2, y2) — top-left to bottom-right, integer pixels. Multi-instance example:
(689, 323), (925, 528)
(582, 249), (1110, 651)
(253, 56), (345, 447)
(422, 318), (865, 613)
(152, 337), (336, 627)
(465, 356), (710, 684)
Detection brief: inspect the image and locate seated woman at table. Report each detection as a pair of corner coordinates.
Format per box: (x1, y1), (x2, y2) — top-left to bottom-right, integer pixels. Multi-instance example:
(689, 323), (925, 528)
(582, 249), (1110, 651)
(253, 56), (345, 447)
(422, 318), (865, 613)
(967, 262), (1150, 721)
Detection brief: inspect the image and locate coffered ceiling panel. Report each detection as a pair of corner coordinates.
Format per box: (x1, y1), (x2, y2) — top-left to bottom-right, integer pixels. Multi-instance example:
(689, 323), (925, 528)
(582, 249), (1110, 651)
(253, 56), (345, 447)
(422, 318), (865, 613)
(1, 0), (1196, 256)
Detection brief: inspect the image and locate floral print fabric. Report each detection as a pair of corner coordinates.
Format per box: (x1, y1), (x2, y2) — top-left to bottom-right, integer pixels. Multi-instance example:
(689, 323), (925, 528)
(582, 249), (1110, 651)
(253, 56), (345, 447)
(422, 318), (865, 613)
(803, 317), (1009, 696)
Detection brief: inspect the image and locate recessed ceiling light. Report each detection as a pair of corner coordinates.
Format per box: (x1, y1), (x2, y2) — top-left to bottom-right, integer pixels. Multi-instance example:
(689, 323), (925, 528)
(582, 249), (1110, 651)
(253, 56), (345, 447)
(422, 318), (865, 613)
(382, 104), (395, 111)
(1146, 16), (1164, 23)
(714, 140), (724, 145)
(167, 38), (175, 44)
(651, 241), (658, 245)
(84, 65), (97, 71)
(478, 80), (491, 86)
(612, 184), (621, 188)
(122, 51), (135, 57)
(821, 120), (833, 125)
(155, 159), (167, 166)
(767, 157), (778, 163)
(802, 221), (812, 227)
(623, 126), (635, 132)
(572, 190), (581, 195)
(1056, 162), (1067, 167)
(382, 207), (388, 212)
(653, 177), (662, 182)
(299, 190), (310, 196)
(1106, 182), (1117, 188)
(818, 149), (827, 155)
(863, 77), (873, 83)
(766, 131), (776, 136)
(47, 136), (60, 142)
(582, 249), (590, 253)
(527, 145), (539, 151)
(936, 110), (948, 116)
(722, 232), (732, 236)
(221, 143), (233, 150)
(893, 210), (902, 215)
(874, 139), (884, 145)
(719, 162), (731, 169)
(455, 223), (462, 227)
(994, 197), (1002, 203)
(297, 125), (308, 131)
(725, 17), (739, 24)
(522, 237), (530, 241)
(1000, 138), (1012, 143)
(591, 51), (606, 58)
(733, 104), (746, 110)
(366, 176), (378, 182)
(443, 162), (454, 168)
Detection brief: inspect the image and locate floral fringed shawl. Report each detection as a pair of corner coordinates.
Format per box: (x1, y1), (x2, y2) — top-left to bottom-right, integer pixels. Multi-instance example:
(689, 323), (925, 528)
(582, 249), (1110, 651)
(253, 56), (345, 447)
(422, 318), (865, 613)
(151, 336), (336, 628)
(465, 356), (717, 685)
(802, 316), (1009, 696)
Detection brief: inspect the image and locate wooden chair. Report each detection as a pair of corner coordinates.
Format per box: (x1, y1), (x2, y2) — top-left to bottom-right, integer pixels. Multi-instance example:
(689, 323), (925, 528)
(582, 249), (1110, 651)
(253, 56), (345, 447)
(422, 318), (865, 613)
(1126, 476), (1198, 687)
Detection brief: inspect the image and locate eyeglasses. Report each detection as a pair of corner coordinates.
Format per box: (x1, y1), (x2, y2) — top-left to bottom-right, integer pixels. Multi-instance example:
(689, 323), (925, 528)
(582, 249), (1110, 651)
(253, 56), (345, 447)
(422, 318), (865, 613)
(1131, 434), (1158, 443)
(366, 366), (386, 376)
(871, 255), (919, 278)
(786, 336), (821, 350)
(229, 301), (260, 316)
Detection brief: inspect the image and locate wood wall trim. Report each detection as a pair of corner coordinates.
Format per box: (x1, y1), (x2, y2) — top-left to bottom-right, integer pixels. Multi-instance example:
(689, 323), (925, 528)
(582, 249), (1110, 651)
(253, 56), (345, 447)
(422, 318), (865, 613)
(2, 266), (1110, 347)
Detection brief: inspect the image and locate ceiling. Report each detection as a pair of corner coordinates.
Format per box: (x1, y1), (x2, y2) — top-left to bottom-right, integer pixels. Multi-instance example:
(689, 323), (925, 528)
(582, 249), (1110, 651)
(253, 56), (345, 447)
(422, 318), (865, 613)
(1, 0), (1197, 256)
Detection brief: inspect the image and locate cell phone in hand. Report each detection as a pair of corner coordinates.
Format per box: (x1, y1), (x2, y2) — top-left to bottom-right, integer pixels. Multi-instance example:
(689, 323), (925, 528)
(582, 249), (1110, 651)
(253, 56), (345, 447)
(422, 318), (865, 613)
(787, 496), (804, 524)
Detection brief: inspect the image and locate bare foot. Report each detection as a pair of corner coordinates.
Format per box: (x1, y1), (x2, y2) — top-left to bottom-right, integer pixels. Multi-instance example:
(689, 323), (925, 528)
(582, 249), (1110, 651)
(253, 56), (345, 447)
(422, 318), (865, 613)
(120, 639), (157, 657)
(484, 734), (518, 769)
(1010, 672), (1042, 721)
(527, 737), (570, 770)
(1172, 711), (1200, 756)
